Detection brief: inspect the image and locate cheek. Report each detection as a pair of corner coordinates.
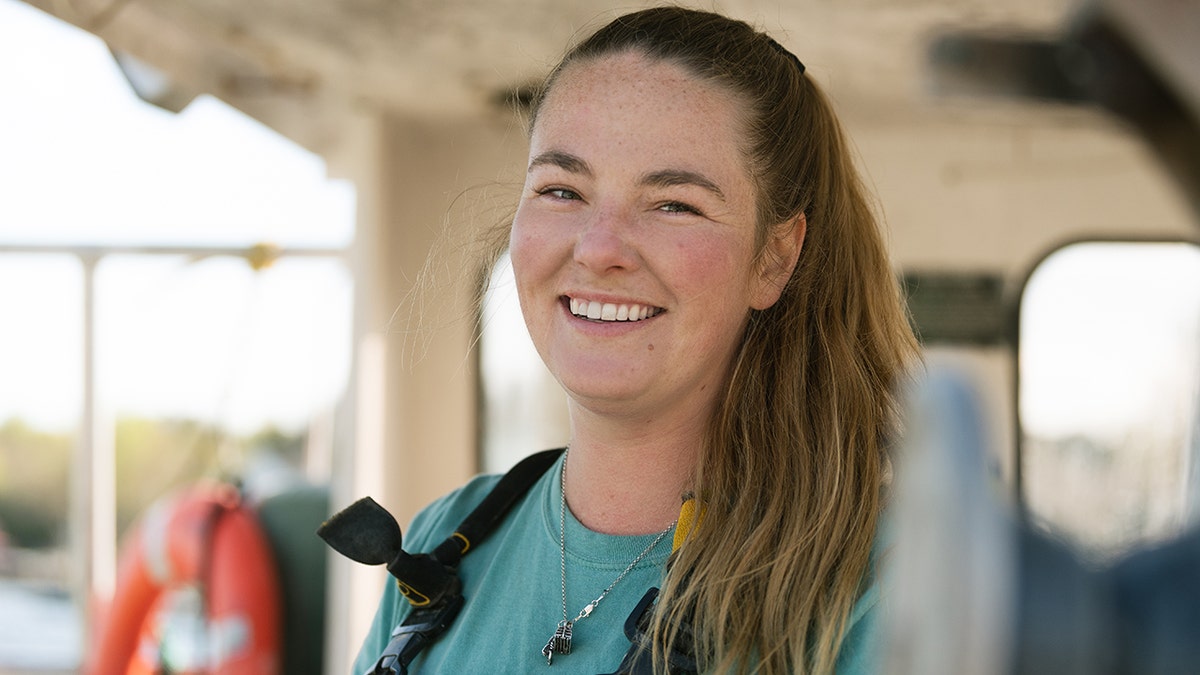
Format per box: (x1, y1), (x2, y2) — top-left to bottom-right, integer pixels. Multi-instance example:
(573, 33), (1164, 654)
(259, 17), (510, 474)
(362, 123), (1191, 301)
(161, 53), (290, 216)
(508, 224), (550, 348)
(509, 211), (546, 287)
(509, 209), (568, 323)
(666, 234), (756, 305)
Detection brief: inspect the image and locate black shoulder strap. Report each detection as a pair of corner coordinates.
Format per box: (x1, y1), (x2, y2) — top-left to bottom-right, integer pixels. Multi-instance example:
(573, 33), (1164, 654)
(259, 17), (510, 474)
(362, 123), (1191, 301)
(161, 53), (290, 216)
(430, 447), (564, 567)
(320, 448), (564, 675)
(603, 587), (699, 674)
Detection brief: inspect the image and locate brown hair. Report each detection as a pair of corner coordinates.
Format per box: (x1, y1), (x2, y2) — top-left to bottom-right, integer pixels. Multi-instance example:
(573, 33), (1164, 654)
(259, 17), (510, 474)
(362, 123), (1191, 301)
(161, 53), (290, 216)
(521, 7), (919, 674)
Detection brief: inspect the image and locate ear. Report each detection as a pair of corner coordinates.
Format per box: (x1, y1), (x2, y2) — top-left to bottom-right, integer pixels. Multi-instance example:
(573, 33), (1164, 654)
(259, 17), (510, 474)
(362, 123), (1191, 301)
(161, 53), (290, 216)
(750, 213), (806, 310)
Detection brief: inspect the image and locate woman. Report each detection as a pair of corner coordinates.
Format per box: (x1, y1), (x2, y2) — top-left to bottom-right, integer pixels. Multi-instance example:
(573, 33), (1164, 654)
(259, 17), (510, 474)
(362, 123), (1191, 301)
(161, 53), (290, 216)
(351, 7), (918, 673)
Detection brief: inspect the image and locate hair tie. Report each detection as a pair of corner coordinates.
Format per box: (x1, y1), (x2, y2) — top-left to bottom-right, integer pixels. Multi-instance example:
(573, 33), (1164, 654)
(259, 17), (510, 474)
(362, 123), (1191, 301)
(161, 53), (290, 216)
(767, 37), (806, 76)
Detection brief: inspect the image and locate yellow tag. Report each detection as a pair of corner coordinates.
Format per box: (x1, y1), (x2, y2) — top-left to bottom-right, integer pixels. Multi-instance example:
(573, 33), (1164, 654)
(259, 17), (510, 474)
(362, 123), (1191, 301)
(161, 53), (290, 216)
(673, 497), (706, 552)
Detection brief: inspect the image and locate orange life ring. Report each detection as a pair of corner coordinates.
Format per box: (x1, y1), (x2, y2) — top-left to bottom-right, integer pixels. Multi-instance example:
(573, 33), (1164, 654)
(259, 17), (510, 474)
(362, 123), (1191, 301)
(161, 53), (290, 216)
(89, 484), (282, 675)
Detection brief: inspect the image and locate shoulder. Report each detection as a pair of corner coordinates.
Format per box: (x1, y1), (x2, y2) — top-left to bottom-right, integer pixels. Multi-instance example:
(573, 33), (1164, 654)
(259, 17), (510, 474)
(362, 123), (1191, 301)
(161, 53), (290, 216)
(349, 472), (505, 674)
(401, 471), (506, 552)
(835, 584), (881, 674)
(835, 514), (892, 674)
(402, 448), (565, 553)
(351, 452), (566, 673)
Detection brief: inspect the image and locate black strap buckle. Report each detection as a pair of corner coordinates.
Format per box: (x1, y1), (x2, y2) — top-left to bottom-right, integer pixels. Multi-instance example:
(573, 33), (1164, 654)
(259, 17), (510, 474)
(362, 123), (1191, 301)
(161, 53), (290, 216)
(603, 587), (698, 675)
(368, 594), (466, 675)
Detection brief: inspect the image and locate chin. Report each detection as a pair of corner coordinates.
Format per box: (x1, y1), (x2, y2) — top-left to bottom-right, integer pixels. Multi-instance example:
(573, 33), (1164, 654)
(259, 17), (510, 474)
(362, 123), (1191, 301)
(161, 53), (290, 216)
(559, 375), (652, 413)
(562, 378), (643, 404)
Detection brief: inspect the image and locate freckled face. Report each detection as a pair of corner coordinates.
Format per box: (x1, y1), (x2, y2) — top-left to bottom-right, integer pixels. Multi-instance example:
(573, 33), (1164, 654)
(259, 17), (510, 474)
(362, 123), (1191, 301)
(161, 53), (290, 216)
(510, 52), (783, 422)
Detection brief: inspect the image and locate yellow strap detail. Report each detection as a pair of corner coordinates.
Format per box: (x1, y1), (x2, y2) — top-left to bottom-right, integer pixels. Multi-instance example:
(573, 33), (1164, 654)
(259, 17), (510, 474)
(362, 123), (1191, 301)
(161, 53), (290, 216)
(452, 531), (471, 553)
(397, 580), (432, 607)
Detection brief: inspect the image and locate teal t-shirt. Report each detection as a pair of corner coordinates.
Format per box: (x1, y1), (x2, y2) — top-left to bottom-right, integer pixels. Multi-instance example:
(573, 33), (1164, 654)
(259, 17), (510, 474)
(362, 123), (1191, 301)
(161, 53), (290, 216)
(351, 454), (881, 674)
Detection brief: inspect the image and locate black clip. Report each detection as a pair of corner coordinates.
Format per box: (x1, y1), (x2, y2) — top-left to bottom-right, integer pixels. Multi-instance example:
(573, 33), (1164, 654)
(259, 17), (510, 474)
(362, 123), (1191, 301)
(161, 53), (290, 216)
(369, 593), (466, 675)
(602, 587), (698, 675)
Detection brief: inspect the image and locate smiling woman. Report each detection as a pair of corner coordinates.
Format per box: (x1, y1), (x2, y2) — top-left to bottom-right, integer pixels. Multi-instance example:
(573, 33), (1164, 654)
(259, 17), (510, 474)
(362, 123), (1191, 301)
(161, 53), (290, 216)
(346, 7), (918, 674)
(511, 52), (797, 449)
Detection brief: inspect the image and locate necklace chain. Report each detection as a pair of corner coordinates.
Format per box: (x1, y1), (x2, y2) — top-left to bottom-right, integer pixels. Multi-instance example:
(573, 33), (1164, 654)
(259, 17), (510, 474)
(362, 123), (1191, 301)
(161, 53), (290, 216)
(541, 449), (676, 665)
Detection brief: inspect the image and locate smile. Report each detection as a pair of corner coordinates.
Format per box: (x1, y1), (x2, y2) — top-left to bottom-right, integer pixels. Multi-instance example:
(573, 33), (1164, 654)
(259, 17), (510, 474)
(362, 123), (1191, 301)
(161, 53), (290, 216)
(568, 297), (665, 322)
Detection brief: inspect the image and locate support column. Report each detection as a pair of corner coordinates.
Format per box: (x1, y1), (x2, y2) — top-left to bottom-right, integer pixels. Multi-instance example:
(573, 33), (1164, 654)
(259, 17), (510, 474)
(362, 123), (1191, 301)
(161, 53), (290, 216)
(323, 108), (526, 672)
(69, 254), (116, 654)
(324, 110), (391, 675)
(374, 113), (527, 524)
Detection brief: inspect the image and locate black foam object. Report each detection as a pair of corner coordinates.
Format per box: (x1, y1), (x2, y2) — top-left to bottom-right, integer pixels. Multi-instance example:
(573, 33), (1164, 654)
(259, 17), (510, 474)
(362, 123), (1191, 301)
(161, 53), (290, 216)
(318, 496), (460, 607)
(318, 452), (566, 674)
(318, 496), (403, 566)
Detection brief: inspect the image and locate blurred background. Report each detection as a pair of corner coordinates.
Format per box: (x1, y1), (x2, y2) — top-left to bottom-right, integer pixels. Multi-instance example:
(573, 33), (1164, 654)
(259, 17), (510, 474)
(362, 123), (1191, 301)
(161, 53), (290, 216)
(0, 0), (1196, 672)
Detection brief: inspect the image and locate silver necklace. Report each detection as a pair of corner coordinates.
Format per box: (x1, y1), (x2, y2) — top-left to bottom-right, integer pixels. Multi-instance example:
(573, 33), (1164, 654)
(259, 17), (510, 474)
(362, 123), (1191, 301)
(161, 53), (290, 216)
(541, 450), (676, 665)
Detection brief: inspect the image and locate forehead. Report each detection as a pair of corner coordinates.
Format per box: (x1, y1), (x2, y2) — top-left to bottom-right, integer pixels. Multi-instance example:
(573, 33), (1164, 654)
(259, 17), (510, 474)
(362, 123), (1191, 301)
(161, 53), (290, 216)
(532, 52), (751, 183)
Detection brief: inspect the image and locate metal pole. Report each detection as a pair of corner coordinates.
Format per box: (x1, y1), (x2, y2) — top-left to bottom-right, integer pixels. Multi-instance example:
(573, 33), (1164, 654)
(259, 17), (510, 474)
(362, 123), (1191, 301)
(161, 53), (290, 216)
(27, 242), (344, 656)
(68, 253), (115, 655)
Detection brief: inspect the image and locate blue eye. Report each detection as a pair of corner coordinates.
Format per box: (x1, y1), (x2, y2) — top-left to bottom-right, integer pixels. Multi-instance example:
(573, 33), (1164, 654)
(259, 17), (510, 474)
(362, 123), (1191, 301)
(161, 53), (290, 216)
(541, 187), (581, 201)
(659, 201), (700, 215)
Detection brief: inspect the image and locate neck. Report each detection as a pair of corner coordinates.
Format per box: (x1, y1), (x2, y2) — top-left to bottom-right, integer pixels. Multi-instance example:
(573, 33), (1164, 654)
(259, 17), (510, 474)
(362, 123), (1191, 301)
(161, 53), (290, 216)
(562, 402), (705, 535)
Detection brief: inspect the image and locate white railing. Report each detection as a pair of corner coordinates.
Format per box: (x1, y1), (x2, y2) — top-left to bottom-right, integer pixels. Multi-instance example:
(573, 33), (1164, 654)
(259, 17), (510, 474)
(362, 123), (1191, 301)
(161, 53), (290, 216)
(0, 242), (345, 653)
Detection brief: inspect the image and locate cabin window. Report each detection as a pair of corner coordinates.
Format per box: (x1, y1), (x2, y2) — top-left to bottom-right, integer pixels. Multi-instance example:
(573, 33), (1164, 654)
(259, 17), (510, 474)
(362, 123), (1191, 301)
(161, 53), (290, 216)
(0, 255), (83, 554)
(91, 253), (352, 501)
(0, 4), (354, 667)
(1018, 240), (1200, 559)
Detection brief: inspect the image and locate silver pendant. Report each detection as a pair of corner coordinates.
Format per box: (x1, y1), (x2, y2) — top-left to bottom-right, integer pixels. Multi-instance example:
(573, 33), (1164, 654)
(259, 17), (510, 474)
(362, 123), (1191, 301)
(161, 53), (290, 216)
(541, 620), (573, 664)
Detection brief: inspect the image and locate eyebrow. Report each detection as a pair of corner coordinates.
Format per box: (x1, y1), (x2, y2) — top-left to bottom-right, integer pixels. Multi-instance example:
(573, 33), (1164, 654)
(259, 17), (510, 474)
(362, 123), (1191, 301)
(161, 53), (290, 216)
(528, 150), (592, 177)
(528, 150), (726, 202)
(640, 169), (726, 202)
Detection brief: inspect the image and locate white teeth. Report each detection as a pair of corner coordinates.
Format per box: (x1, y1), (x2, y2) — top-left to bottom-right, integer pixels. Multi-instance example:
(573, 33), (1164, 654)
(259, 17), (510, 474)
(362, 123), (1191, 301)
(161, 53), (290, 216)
(569, 298), (662, 322)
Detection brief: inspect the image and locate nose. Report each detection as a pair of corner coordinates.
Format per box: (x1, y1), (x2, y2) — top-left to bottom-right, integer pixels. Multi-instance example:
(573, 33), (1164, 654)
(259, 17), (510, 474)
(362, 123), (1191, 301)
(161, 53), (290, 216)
(573, 207), (639, 274)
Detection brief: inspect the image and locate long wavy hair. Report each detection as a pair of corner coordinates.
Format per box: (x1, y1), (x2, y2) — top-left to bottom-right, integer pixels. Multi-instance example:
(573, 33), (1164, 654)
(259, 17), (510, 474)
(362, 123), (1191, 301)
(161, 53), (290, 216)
(496, 7), (920, 673)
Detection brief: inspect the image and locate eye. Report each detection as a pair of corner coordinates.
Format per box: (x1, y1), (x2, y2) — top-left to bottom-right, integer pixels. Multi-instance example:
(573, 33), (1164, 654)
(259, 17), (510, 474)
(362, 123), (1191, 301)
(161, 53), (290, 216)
(658, 201), (702, 216)
(538, 187), (582, 202)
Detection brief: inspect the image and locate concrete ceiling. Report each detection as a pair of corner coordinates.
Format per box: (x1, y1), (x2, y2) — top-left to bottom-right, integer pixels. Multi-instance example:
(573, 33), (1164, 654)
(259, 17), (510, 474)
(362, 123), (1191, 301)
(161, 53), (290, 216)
(21, 0), (1079, 151)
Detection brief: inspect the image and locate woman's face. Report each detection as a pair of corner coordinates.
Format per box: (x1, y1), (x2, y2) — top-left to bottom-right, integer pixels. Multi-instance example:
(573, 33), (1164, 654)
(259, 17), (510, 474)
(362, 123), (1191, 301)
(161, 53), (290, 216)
(510, 52), (789, 422)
